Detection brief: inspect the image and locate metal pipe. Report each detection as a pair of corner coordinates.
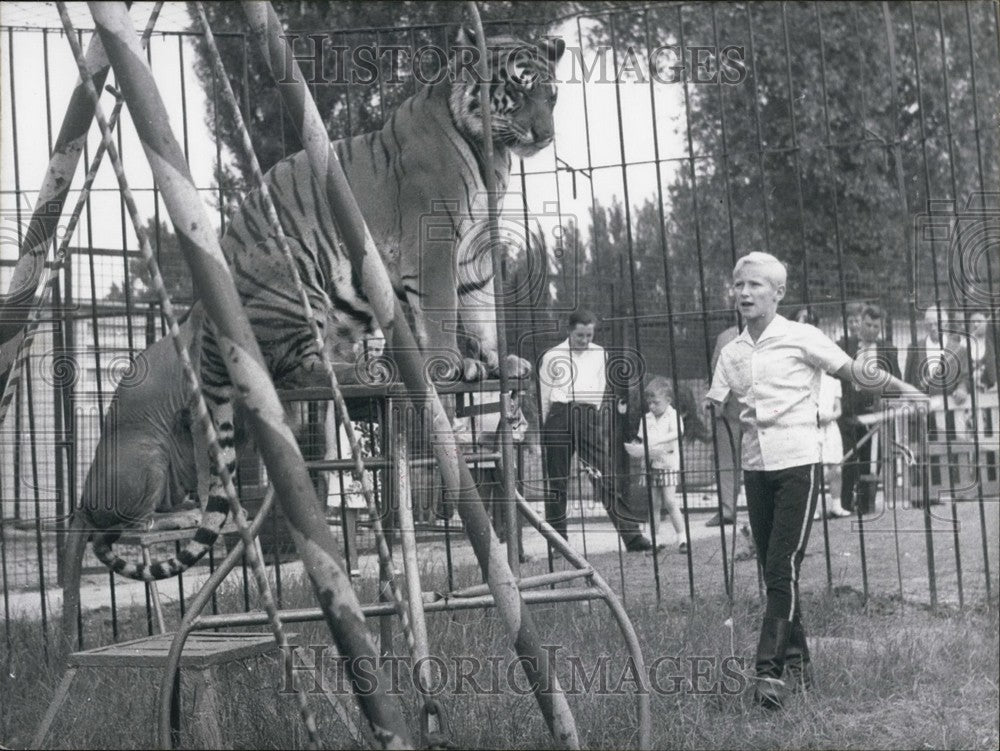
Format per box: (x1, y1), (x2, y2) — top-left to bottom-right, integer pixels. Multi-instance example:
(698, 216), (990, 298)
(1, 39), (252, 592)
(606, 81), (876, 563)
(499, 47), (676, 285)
(464, 3), (522, 579)
(241, 4), (578, 747)
(607, 15), (663, 602)
(85, 3), (410, 747)
(779, 3), (811, 305)
(813, 1), (846, 593)
(25, 363), (48, 663)
(57, 6), (319, 745)
(909, 1), (966, 607)
(516, 494), (651, 750)
(962, 0), (996, 601)
(0, 4), (160, 433)
(192, 585), (606, 629)
(392, 409), (441, 743)
(570, 13), (624, 601)
(155, 490), (275, 749)
(678, 4), (730, 598)
(744, 3), (773, 255)
(642, 8), (696, 599)
(448, 568), (594, 599)
(881, 1), (938, 610)
(0, 24), (120, 340)
(934, 0), (987, 605)
(303, 451), (501, 472)
(192, 3), (422, 704)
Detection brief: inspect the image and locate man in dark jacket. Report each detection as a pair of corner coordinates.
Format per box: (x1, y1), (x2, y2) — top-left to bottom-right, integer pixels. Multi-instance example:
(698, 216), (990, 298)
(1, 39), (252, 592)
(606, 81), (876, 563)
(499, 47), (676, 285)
(838, 305), (901, 514)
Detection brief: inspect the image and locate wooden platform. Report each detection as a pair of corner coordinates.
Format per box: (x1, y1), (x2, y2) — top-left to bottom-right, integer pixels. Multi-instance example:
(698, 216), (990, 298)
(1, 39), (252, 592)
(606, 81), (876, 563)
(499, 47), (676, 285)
(65, 631), (281, 669)
(33, 632), (285, 749)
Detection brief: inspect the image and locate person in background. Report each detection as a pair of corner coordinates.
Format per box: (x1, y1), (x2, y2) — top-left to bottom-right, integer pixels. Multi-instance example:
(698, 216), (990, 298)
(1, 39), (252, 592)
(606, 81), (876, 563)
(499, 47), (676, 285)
(903, 306), (971, 399)
(625, 376), (689, 553)
(843, 302), (864, 344)
(838, 304), (901, 514)
(539, 310), (653, 552)
(966, 310), (997, 393)
(794, 308), (850, 520)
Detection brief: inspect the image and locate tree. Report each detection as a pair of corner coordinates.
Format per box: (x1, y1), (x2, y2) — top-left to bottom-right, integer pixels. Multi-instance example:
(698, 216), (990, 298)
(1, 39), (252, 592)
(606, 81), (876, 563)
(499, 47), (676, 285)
(106, 219), (194, 307)
(586, 2), (998, 325)
(190, 2), (581, 191)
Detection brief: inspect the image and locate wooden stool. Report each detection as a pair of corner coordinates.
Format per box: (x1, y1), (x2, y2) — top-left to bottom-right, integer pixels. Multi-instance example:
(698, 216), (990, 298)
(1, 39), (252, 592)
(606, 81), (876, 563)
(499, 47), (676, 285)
(33, 632), (286, 749)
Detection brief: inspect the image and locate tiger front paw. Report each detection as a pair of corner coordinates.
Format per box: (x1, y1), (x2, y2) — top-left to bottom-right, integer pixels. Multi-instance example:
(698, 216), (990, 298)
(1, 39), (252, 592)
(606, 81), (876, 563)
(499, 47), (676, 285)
(497, 354), (533, 380)
(462, 357), (491, 381)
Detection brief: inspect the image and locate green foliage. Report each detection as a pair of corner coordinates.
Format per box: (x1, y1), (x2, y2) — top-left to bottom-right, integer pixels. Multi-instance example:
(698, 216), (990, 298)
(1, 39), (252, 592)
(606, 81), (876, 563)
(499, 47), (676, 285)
(190, 1), (580, 186)
(582, 2), (998, 319)
(171, 2), (996, 368)
(105, 218), (194, 306)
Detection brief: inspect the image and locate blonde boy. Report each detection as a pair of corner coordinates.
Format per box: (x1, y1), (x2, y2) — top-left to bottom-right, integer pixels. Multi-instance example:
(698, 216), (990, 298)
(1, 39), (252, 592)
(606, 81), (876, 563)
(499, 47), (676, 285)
(626, 376), (689, 552)
(707, 252), (923, 709)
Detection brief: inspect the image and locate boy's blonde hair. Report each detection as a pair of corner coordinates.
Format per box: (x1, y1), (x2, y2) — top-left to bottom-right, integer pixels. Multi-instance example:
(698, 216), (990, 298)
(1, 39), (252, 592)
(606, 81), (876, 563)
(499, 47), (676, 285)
(733, 251), (787, 288)
(644, 375), (673, 401)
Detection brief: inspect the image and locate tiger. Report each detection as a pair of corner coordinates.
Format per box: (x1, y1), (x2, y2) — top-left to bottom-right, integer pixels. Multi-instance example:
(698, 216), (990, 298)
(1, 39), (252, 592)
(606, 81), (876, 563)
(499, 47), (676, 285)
(65, 27), (565, 598)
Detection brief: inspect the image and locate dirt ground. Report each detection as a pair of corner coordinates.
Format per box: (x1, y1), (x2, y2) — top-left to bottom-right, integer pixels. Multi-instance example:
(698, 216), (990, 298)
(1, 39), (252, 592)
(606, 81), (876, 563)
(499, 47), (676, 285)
(3, 489), (996, 627)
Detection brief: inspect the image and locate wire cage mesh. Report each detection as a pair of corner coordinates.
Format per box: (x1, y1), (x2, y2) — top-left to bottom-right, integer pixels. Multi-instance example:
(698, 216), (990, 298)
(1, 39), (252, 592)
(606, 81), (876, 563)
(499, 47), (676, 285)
(1, 1), (997, 609)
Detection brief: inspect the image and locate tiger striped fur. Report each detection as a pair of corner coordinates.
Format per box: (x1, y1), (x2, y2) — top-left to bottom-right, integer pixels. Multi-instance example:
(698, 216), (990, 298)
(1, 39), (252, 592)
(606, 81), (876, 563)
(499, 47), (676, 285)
(92, 28), (564, 582)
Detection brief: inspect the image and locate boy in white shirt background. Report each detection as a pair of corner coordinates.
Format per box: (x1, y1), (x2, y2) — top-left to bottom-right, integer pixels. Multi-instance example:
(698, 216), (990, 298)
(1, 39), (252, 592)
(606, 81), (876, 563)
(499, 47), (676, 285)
(625, 375), (689, 553)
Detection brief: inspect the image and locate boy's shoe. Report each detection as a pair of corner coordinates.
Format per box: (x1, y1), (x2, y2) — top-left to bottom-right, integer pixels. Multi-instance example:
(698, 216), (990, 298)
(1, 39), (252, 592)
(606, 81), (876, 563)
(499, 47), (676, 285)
(678, 541), (688, 553)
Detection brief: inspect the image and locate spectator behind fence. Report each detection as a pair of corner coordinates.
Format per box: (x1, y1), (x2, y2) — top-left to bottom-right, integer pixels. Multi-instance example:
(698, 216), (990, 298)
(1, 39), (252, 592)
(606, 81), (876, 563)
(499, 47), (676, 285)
(966, 309), (997, 393)
(903, 306), (972, 401)
(794, 308), (851, 520)
(837, 304), (901, 515)
(539, 310), (653, 552)
(707, 252), (923, 711)
(837, 302), (864, 353)
(625, 376), (689, 554)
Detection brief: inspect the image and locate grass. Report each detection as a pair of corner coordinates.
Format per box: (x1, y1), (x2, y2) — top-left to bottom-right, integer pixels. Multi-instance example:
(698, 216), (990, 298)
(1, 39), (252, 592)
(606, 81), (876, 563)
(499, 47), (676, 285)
(1, 563), (998, 750)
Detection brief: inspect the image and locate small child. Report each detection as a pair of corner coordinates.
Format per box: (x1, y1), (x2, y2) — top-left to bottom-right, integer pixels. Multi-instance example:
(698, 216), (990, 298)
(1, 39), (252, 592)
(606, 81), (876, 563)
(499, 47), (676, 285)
(815, 371), (851, 519)
(625, 376), (689, 552)
(794, 308), (850, 520)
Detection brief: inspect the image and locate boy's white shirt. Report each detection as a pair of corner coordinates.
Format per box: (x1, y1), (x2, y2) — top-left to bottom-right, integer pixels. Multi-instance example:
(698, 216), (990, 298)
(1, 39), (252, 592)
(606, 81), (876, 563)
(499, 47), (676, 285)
(707, 315), (852, 471)
(634, 405), (682, 469)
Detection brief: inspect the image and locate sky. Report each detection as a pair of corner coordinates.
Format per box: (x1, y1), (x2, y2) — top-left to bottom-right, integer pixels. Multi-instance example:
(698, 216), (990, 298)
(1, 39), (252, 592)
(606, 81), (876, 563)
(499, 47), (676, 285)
(0, 5), (689, 301)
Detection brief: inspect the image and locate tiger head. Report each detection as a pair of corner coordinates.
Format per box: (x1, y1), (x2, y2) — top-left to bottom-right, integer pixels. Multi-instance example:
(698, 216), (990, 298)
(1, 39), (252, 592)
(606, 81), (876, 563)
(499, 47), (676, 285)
(449, 27), (565, 158)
